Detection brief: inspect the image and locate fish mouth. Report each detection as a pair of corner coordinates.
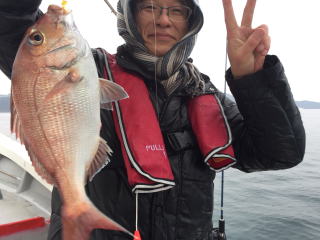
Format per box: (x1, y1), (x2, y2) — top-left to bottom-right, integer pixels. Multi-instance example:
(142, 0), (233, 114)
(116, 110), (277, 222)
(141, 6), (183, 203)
(46, 44), (80, 70)
(48, 4), (69, 16)
(47, 43), (75, 55)
(45, 41), (89, 70)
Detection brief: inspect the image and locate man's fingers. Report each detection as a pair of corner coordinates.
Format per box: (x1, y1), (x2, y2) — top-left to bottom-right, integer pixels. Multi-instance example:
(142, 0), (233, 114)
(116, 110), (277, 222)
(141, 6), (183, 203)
(254, 54), (266, 72)
(254, 25), (271, 55)
(254, 35), (269, 72)
(222, 0), (238, 32)
(242, 28), (265, 54)
(266, 35), (271, 52)
(260, 25), (271, 54)
(256, 43), (265, 53)
(241, 0), (257, 27)
(262, 35), (271, 55)
(256, 24), (269, 35)
(255, 37), (270, 54)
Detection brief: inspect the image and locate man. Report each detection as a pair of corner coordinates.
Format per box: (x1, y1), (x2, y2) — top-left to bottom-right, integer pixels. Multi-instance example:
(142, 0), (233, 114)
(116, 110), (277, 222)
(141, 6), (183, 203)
(0, 0), (305, 239)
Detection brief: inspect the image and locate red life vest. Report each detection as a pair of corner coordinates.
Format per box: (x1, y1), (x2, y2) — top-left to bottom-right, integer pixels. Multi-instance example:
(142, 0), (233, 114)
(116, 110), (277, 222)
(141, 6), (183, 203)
(103, 51), (236, 193)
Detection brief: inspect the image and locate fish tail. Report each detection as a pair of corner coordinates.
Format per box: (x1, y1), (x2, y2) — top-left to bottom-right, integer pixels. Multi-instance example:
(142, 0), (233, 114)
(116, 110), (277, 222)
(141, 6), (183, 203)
(62, 199), (133, 240)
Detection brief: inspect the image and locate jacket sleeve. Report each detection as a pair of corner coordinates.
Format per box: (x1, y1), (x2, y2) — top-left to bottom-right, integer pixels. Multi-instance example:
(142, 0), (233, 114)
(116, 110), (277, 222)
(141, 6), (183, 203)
(217, 55), (305, 172)
(0, 0), (42, 78)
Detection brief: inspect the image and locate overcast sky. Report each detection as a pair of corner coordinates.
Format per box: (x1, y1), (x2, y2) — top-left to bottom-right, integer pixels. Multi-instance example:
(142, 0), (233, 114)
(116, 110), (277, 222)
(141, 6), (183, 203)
(1, 0), (319, 102)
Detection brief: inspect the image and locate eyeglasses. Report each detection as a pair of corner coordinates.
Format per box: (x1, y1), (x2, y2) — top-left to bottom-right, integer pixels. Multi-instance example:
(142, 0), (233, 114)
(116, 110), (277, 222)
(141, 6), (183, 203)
(136, 2), (192, 22)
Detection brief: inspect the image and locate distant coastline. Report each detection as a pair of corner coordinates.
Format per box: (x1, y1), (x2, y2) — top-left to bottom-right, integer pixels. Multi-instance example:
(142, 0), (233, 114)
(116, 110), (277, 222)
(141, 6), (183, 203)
(0, 95), (10, 112)
(225, 94), (320, 109)
(1, 94), (320, 112)
(295, 101), (320, 109)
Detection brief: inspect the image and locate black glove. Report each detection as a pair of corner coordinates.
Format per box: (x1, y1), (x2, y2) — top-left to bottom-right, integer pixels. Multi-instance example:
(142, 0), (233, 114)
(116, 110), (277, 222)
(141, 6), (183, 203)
(0, 0), (43, 78)
(0, 0), (42, 14)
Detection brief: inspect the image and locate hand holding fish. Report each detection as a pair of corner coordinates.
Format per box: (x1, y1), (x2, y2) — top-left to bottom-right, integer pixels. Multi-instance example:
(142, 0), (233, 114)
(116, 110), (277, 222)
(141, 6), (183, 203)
(222, 0), (271, 78)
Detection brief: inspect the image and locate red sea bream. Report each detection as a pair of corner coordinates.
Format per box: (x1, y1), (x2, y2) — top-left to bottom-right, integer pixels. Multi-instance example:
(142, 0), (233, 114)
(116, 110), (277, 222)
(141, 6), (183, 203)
(11, 5), (131, 240)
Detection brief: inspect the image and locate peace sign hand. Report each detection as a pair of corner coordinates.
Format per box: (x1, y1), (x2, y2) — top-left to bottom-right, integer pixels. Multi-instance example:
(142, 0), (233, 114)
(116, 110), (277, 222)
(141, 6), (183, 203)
(222, 0), (271, 78)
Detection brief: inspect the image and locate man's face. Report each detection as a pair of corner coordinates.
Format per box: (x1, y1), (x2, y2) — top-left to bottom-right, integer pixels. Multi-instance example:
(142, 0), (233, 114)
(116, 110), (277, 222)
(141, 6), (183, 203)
(135, 0), (190, 56)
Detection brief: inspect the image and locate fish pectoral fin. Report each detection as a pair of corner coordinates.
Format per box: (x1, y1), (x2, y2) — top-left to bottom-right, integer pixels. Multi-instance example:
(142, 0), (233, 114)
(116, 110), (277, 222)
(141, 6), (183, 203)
(87, 138), (113, 182)
(99, 78), (128, 110)
(100, 102), (113, 110)
(24, 142), (55, 185)
(36, 70), (83, 114)
(10, 91), (25, 144)
(43, 70), (83, 103)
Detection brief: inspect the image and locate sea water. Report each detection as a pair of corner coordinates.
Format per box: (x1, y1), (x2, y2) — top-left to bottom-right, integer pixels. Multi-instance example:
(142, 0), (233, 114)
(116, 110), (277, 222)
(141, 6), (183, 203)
(213, 109), (320, 240)
(1, 110), (320, 240)
(0, 112), (10, 137)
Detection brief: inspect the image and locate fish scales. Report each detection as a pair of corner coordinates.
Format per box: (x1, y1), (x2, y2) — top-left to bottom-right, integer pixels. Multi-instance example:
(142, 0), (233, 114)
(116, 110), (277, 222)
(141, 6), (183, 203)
(10, 4), (131, 240)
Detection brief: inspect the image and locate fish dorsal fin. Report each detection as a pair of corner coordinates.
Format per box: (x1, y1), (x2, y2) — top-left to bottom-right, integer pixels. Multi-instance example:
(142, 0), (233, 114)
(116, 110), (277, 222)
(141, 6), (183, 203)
(10, 92), (25, 144)
(99, 78), (128, 110)
(24, 142), (55, 185)
(87, 137), (113, 182)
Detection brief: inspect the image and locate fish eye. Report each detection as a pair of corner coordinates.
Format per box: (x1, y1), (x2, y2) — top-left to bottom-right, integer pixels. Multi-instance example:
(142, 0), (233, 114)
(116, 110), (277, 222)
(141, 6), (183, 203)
(28, 31), (44, 46)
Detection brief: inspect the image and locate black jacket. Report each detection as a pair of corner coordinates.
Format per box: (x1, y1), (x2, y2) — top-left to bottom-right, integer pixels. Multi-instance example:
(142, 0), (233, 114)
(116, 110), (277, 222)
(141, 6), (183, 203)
(0, 2), (305, 240)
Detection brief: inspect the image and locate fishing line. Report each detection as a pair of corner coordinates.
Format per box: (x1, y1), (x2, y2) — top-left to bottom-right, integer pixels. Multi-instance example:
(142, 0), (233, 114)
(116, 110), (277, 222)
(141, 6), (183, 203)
(150, 0), (160, 119)
(102, 2), (160, 238)
(135, 192), (139, 230)
(103, 0), (160, 118)
(216, 37), (229, 240)
(223, 38), (228, 100)
(100, 1), (229, 239)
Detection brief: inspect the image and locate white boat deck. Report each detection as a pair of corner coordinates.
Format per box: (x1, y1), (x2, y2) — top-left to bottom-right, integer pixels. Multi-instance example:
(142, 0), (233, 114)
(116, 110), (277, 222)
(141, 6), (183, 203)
(0, 121), (52, 239)
(0, 190), (49, 240)
(0, 190), (48, 225)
